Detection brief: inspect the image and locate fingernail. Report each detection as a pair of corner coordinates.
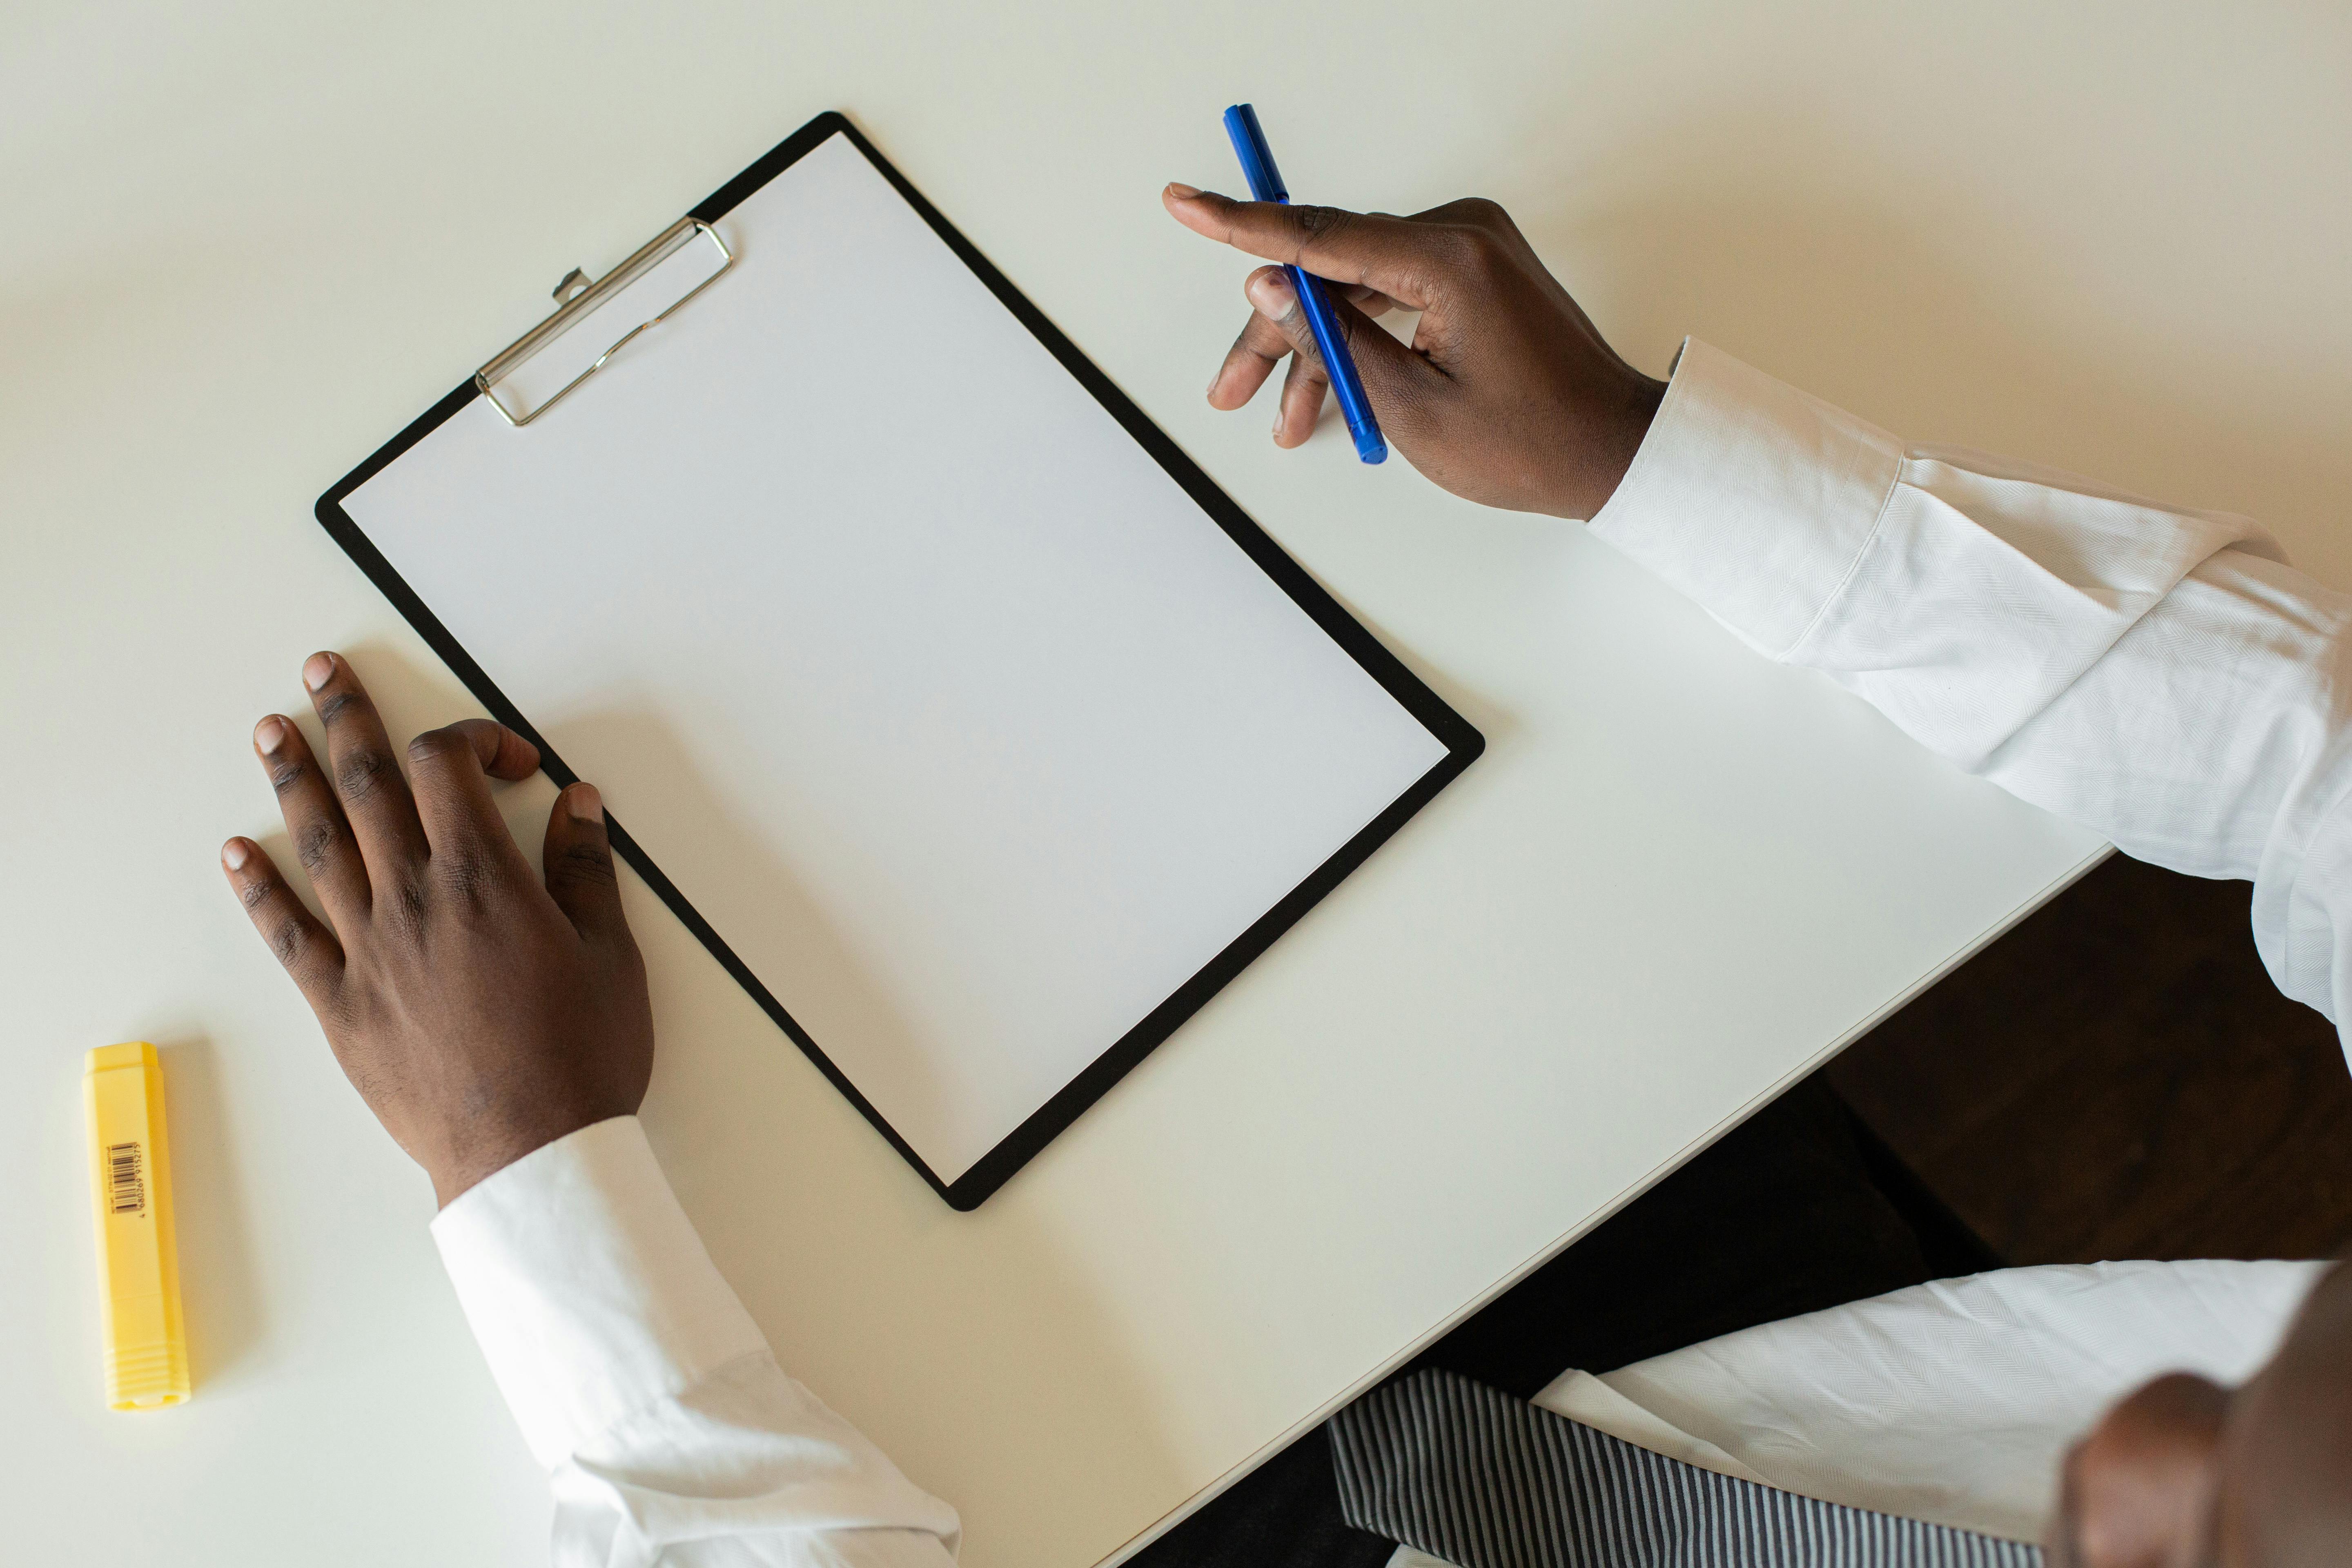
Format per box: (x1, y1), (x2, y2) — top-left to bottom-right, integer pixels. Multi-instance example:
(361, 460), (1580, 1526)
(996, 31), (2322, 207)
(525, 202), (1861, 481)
(1207, 367), (1224, 399)
(1167, 182), (1201, 200)
(568, 782), (604, 823)
(222, 838), (250, 871)
(1272, 406), (1287, 439)
(303, 652), (334, 691)
(254, 716), (287, 753)
(1247, 271), (1297, 322)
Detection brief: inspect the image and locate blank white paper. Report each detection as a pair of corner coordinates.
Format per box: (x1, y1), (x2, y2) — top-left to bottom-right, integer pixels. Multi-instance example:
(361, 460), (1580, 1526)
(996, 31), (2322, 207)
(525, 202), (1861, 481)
(343, 132), (1450, 1186)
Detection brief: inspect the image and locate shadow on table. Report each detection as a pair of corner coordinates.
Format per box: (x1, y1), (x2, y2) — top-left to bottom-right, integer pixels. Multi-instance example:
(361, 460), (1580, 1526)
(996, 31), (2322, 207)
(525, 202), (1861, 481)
(154, 1032), (266, 1390)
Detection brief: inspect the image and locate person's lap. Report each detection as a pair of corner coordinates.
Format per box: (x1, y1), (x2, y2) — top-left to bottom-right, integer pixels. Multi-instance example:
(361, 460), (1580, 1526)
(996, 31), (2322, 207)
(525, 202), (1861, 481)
(1134, 1078), (1980, 1568)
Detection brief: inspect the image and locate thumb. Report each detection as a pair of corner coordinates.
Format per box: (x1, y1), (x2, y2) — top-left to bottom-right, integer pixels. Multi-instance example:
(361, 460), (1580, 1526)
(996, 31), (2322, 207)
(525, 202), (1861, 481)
(1244, 267), (1437, 436)
(543, 782), (632, 947)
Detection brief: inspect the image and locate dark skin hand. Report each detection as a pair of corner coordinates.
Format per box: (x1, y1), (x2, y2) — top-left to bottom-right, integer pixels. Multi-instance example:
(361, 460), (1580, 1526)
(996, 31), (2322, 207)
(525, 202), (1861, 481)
(1163, 182), (1666, 520)
(2049, 1255), (2352, 1567)
(1163, 178), (2352, 1564)
(223, 652), (651, 1207)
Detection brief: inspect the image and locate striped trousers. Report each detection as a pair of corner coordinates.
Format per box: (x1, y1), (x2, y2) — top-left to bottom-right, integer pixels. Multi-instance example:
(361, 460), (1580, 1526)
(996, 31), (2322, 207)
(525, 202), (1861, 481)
(1328, 1369), (2040, 1568)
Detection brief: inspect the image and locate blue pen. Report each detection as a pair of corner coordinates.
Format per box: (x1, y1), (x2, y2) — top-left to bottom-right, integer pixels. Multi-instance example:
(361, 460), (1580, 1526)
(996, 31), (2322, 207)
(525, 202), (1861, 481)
(1222, 103), (1387, 465)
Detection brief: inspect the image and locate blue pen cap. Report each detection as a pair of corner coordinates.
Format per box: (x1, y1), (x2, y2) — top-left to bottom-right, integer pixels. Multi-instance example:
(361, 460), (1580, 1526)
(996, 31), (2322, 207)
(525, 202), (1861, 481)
(1223, 105), (1288, 204)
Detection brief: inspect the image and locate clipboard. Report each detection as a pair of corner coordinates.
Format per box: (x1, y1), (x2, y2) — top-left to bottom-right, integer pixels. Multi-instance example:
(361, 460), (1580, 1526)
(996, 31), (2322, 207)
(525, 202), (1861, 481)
(316, 111), (1483, 1209)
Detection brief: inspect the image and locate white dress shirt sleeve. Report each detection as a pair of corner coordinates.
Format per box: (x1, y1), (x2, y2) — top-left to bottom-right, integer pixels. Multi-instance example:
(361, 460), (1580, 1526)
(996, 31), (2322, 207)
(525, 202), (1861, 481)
(1590, 338), (2352, 1040)
(430, 1116), (960, 1568)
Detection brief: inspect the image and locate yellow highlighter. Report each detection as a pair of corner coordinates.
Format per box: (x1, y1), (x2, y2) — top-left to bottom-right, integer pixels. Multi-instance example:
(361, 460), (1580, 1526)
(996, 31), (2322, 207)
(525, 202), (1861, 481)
(84, 1043), (190, 1409)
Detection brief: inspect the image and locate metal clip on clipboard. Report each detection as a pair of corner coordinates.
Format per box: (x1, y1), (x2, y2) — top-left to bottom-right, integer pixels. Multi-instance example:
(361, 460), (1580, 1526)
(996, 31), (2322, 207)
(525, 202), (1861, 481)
(475, 217), (735, 427)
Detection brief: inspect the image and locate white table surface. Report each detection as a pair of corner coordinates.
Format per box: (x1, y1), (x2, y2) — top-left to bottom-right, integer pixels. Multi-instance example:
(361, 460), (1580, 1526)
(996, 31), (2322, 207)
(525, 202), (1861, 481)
(4, 3), (2346, 1564)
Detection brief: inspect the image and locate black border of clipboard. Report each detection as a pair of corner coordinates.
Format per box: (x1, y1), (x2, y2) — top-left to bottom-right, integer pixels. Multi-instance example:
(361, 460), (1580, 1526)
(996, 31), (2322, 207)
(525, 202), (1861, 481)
(314, 110), (1483, 1209)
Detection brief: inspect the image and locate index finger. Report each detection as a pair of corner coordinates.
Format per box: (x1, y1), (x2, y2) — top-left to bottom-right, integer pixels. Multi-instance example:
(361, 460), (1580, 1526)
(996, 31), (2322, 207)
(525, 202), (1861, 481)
(1163, 186), (1438, 311)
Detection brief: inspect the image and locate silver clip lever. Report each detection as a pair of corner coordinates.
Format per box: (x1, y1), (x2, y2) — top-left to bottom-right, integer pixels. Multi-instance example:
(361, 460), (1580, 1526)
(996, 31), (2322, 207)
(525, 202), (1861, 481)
(476, 217), (735, 428)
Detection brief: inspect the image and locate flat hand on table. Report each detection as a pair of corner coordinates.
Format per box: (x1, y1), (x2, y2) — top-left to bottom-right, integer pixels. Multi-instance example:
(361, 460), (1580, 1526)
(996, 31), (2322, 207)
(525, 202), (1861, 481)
(222, 653), (652, 1206)
(1164, 184), (1665, 521)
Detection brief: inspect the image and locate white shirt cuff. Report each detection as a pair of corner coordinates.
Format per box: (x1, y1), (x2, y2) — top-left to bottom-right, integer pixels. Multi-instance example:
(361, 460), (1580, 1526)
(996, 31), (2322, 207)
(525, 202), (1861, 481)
(1589, 336), (1904, 658)
(430, 1115), (768, 1470)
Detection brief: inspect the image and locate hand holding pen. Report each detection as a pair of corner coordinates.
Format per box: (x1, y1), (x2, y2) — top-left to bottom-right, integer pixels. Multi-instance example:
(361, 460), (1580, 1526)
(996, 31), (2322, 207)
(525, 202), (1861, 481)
(1164, 123), (1666, 521)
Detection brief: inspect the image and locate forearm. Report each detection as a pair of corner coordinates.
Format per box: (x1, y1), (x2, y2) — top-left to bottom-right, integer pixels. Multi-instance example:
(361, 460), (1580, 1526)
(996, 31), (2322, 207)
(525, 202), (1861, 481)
(1590, 339), (2352, 1027)
(432, 1117), (959, 1568)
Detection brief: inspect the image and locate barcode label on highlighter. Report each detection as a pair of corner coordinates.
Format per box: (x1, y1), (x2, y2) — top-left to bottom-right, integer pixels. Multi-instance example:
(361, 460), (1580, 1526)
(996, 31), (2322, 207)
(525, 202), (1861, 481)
(108, 1142), (146, 1216)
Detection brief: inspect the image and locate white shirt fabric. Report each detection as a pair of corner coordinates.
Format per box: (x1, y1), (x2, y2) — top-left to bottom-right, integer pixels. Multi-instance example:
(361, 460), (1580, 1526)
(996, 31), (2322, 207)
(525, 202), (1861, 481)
(1591, 339), (2352, 1035)
(1533, 1261), (2324, 1543)
(1381, 1256), (2324, 1568)
(432, 1116), (960, 1567)
(434, 336), (2350, 1564)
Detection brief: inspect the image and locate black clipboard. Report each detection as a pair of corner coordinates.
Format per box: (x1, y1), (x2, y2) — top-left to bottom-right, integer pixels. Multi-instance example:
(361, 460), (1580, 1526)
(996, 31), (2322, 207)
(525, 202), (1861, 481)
(315, 110), (1483, 1209)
